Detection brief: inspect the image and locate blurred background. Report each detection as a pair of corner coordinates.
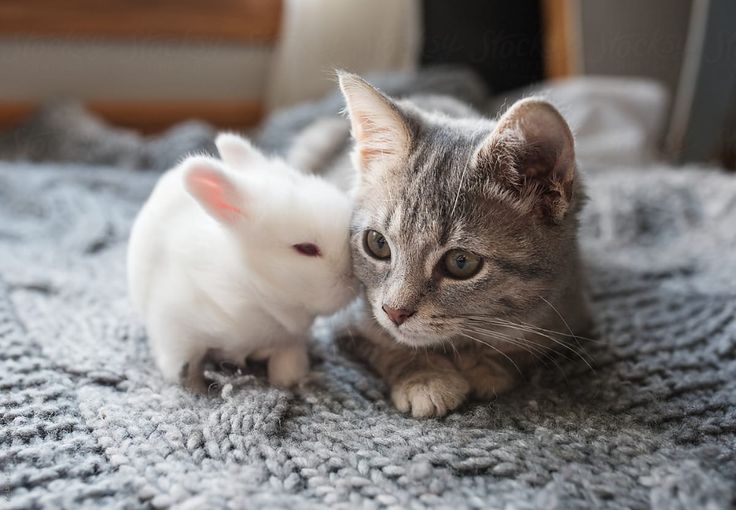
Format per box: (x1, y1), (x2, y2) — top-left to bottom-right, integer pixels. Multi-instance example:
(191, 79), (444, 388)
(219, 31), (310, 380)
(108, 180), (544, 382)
(0, 0), (734, 169)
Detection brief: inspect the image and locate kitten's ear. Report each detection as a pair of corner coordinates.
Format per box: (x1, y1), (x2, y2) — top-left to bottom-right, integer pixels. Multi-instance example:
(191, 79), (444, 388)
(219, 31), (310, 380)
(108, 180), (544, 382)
(183, 156), (245, 224)
(337, 71), (411, 173)
(475, 98), (576, 222)
(215, 133), (266, 170)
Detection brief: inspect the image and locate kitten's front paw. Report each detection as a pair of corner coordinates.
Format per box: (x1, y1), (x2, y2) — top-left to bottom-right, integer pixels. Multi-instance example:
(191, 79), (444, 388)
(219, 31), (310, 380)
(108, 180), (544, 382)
(468, 369), (517, 400)
(458, 355), (518, 400)
(391, 370), (470, 418)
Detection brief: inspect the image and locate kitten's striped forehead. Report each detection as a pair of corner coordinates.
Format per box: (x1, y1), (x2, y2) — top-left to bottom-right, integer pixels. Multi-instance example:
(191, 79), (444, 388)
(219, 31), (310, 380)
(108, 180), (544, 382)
(377, 123), (491, 250)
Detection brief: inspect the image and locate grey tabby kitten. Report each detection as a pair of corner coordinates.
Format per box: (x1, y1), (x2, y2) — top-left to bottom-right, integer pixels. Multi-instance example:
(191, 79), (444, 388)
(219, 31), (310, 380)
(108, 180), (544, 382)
(291, 72), (591, 418)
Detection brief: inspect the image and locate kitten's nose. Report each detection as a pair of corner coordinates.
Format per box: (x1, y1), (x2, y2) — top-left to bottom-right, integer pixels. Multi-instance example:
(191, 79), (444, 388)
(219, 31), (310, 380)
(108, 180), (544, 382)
(382, 305), (415, 326)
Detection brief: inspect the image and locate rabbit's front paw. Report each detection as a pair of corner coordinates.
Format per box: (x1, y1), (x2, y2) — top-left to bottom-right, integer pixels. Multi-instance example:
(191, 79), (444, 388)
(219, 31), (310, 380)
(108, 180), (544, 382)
(267, 344), (310, 388)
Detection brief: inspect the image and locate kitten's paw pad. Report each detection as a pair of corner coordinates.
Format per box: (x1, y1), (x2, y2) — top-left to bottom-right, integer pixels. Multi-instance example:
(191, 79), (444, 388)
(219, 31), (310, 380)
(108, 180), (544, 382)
(391, 370), (470, 418)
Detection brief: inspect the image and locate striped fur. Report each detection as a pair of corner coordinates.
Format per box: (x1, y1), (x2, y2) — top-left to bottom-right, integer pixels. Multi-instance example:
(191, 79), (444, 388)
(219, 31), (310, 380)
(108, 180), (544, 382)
(312, 73), (591, 417)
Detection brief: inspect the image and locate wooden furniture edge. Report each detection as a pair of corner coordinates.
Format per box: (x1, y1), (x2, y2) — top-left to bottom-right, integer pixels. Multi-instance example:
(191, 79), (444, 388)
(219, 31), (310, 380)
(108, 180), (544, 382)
(542, 0), (579, 78)
(0, 100), (264, 133)
(0, 0), (283, 43)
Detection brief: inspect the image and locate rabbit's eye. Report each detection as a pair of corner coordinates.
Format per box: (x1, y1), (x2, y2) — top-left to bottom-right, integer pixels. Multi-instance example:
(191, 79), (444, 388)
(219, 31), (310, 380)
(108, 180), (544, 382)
(293, 243), (321, 257)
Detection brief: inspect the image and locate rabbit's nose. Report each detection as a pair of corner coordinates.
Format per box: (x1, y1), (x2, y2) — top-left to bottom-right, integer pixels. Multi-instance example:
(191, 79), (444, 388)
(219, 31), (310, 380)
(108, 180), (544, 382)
(382, 305), (415, 326)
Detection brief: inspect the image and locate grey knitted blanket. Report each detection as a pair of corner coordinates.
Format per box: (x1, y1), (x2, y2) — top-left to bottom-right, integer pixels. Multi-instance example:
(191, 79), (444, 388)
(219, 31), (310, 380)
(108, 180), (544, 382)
(2, 75), (736, 508)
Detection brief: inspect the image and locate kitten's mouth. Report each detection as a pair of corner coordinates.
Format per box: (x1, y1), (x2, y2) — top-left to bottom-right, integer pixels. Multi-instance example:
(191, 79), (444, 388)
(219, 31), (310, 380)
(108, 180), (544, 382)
(390, 331), (445, 348)
(373, 309), (448, 347)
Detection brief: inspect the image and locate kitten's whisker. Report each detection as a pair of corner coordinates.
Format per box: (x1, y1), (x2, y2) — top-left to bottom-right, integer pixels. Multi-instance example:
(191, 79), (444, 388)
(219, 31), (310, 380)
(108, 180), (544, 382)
(459, 324), (568, 376)
(538, 294), (588, 352)
(504, 317), (599, 344)
(464, 328), (570, 381)
(460, 325), (568, 374)
(462, 315), (592, 363)
(461, 324), (556, 359)
(456, 331), (523, 375)
(460, 323), (577, 382)
(443, 338), (461, 361)
(540, 295), (574, 330)
(465, 314), (598, 349)
(473, 318), (595, 371)
(460, 314), (598, 343)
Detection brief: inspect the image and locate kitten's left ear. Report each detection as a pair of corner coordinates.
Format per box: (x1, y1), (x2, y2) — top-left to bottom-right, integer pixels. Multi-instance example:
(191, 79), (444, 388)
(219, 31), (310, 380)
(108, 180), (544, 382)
(475, 98), (576, 222)
(337, 71), (411, 174)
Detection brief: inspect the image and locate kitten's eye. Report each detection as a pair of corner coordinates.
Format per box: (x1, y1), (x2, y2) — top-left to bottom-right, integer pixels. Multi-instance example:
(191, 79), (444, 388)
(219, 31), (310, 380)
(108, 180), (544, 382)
(293, 243), (321, 257)
(364, 230), (391, 260)
(442, 249), (482, 279)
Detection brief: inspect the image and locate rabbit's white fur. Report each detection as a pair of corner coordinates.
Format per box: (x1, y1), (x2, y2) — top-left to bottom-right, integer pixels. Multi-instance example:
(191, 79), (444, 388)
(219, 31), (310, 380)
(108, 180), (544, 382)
(127, 133), (355, 391)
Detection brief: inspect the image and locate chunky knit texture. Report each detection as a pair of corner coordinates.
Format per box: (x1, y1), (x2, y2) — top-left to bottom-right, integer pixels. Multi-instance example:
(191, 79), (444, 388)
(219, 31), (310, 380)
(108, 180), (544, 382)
(1, 67), (736, 507)
(1, 159), (735, 509)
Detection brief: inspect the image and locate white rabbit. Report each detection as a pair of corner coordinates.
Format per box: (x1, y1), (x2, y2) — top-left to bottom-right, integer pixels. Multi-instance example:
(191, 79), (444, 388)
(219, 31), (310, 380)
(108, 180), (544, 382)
(127, 133), (356, 391)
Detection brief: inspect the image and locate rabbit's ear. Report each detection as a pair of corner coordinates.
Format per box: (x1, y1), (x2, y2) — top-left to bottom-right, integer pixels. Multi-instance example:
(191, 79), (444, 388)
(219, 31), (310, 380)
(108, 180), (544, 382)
(183, 156), (245, 224)
(215, 133), (266, 170)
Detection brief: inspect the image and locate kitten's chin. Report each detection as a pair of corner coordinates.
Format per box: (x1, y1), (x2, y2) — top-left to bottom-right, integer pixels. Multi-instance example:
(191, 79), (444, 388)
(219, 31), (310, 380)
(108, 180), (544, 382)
(391, 332), (445, 348)
(377, 318), (449, 347)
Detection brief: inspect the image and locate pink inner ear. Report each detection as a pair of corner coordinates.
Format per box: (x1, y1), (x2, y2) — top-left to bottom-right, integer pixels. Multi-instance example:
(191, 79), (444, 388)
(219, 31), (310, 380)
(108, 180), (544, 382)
(190, 173), (242, 218)
(356, 116), (396, 161)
